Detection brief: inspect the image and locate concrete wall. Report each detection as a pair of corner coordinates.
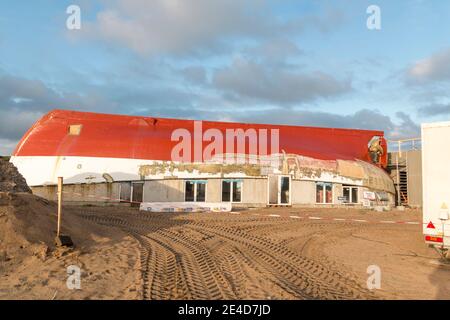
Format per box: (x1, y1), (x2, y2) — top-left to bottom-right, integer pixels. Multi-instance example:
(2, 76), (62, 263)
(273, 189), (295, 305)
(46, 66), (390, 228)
(407, 151), (423, 207)
(206, 179), (222, 202)
(141, 178), (267, 206)
(143, 179), (184, 202)
(291, 180), (316, 204)
(241, 178), (267, 206)
(292, 181), (345, 206)
(388, 150), (422, 207)
(32, 182), (120, 203)
(31, 176), (394, 208)
(333, 183), (342, 204)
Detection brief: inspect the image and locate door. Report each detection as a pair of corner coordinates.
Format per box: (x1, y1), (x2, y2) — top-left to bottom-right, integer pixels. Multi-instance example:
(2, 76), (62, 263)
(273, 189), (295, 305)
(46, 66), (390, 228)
(131, 182), (144, 206)
(268, 175), (279, 204)
(280, 176), (290, 204)
(268, 175), (291, 205)
(119, 182), (131, 203)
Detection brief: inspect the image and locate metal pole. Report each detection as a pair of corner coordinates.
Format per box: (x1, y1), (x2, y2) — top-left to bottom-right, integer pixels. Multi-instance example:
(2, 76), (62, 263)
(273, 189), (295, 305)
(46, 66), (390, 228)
(396, 142), (401, 206)
(57, 177), (63, 237)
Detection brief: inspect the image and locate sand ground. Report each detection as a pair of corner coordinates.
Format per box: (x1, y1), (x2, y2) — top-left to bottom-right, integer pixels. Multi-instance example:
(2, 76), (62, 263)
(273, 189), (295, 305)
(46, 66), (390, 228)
(1, 203), (449, 300)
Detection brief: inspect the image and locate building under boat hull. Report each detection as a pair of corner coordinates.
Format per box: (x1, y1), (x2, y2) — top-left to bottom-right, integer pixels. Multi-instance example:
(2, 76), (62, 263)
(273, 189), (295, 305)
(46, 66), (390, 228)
(10, 109), (395, 208)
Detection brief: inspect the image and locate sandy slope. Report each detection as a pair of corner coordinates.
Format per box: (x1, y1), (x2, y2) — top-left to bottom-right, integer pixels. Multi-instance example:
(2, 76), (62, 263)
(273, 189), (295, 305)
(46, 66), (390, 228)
(0, 193), (141, 299)
(1, 198), (449, 300)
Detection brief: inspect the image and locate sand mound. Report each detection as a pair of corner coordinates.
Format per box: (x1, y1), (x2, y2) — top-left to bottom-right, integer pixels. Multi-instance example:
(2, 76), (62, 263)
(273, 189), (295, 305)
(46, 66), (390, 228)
(0, 159), (32, 193)
(0, 160), (56, 253)
(0, 193), (58, 250)
(0, 159), (141, 299)
(0, 192), (128, 254)
(0, 194), (142, 299)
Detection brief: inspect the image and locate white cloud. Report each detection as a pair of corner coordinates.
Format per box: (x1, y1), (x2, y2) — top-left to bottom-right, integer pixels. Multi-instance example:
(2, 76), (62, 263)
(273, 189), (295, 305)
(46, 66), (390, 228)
(407, 48), (450, 84)
(181, 66), (207, 84)
(213, 57), (352, 105)
(234, 109), (419, 140)
(0, 138), (19, 156)
(0, 70), (419, 154)
(0, 108), (43, 141)
(80, 0), (344, 56)
(244, 38), (303, 62)
(81, 0), (269, 55)
(418, 103), (450, 117)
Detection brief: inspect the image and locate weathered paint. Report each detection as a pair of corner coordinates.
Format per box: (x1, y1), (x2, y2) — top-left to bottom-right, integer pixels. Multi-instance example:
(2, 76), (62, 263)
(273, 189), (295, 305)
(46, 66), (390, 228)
(139, 162), (262, 177)
(13, 109), (386, 164)
(10, 153), (393, 193)
(11, 109), (391, 193)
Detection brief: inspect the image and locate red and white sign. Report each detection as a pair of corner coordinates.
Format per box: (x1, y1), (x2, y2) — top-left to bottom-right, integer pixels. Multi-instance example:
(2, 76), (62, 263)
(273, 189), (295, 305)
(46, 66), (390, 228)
(363, 191), (376, 200)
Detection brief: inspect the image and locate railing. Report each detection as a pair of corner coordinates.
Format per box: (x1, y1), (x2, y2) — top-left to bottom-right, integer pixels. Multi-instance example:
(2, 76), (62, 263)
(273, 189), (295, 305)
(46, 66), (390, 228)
(386, 137), (421, 206)
(387, 137), (421, 155)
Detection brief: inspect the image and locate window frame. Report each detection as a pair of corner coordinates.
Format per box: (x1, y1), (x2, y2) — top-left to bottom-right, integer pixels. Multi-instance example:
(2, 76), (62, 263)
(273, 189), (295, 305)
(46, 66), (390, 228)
(119, 182), (132, 203)
(195, 181), (207, 202)
(316, 182), (334, 204)
(184, 180), (196, 202)
(131, 181), (145, 203)
(68, 124), (83, 136)
(221, 179), (243, 203)
(279, 175), (291, 205)
(342, 185), (359, 204)
(184, 180), (207, 202)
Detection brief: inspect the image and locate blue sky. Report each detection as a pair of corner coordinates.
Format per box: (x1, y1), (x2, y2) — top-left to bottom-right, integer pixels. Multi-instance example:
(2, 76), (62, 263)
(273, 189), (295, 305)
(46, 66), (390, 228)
(1, 0), (450, 154)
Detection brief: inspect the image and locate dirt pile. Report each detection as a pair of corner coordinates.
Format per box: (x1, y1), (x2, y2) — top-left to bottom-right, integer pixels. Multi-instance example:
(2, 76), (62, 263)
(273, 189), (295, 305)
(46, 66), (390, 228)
(0, 192), (115, 254)
(0, 158), (142, 299)
(0, 195), (141, 299)
(0, 193), (57, 250)
(0, 159), (32, 193)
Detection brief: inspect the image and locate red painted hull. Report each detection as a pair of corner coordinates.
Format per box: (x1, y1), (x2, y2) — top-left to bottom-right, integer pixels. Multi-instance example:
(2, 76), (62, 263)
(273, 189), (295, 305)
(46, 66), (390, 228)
(13, 110), (386, 166)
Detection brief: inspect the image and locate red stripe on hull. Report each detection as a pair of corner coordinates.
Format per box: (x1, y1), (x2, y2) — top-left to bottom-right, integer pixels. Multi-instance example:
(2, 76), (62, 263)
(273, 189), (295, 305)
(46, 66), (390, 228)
(13, 109), (385, 165)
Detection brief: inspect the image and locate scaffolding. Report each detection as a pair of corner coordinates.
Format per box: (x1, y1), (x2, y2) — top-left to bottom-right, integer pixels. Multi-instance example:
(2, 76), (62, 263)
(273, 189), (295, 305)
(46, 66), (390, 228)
(387, 138), (421, 207)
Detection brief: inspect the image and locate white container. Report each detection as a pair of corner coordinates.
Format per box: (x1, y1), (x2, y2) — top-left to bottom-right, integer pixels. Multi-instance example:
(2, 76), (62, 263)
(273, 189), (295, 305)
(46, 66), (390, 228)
(421, 121), (450, 250)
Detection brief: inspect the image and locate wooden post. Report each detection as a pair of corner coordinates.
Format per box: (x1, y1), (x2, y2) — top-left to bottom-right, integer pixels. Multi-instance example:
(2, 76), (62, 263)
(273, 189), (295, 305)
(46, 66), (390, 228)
(57, 177), (63, 237)
(396, 141), (401, 206)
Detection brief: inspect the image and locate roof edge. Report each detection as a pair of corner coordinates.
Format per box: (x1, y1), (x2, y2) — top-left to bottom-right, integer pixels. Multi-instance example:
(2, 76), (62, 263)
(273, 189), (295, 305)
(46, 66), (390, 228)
(41, 109), (385, 135)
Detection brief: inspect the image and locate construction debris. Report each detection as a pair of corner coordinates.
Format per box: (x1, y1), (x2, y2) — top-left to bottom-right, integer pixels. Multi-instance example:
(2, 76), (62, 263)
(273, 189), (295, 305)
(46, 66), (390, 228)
(0, 159), (32, 193)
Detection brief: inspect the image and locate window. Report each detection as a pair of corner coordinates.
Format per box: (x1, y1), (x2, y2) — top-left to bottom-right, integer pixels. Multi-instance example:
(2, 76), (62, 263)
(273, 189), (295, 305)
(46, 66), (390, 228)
(351, 187), (358, 204)
(119, 182), (131, 202)
(343, 187), (350, 203)
(280, 176), (290, 204)
(343, 185), (359, 204)
(232, 181), (242, 202)
(196, 182), (206, 202)
(185, 181), (195, 201)
(68, 124), (82, 136)
(185, 180), (206, 202)
(132, 182), (144, 204)
(222, 181), (231, 202)
(222, 180), (242, 202)
(316, 182), (333, 204)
